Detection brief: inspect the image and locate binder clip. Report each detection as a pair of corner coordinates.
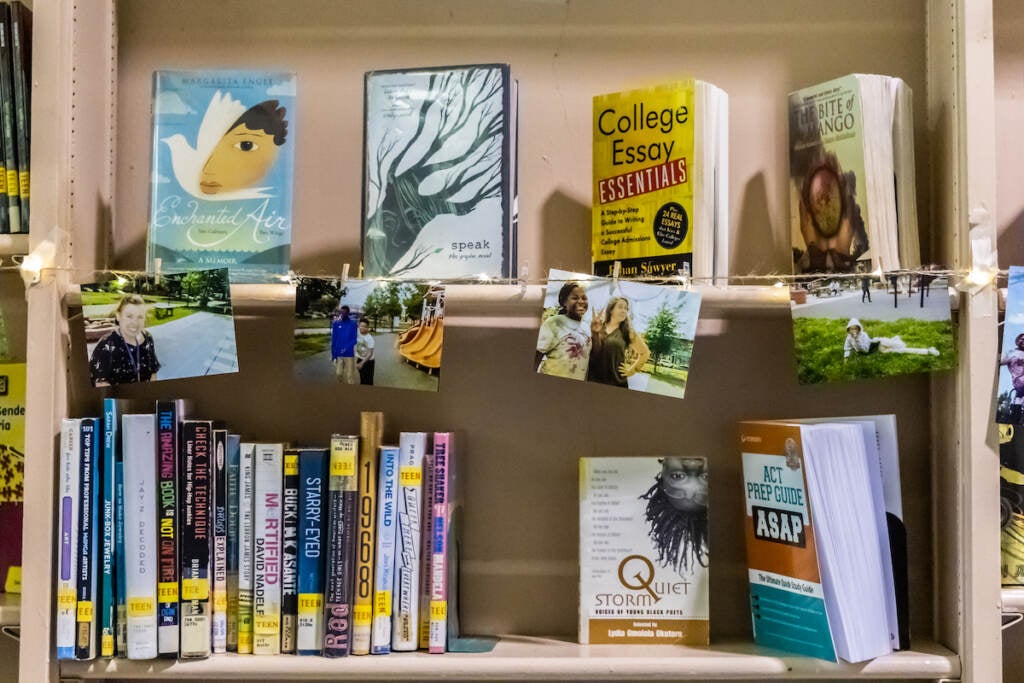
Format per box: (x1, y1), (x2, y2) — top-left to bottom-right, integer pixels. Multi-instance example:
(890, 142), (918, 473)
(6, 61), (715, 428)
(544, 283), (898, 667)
(519, 262), (529, 296)
(676, 263), (691, 290)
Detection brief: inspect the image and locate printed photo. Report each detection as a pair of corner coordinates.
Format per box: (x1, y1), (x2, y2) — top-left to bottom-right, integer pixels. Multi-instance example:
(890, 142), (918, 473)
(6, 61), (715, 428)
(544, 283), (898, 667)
(534, 268), (702, 399)
(80, 268), (238, 386)
(293, 277), (444, 392)
(997, 267), (1024, 424)
(790, 268), (955, 384)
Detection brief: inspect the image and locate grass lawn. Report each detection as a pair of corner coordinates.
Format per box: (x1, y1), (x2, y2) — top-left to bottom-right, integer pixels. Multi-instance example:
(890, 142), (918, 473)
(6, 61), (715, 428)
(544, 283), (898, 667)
(295, 317), (332, 329)
(642, 363), (689, 389)
(793, 317), (956, 384)
(82, 292), (173, 305)
(145, 306), (197, 328)
(294, 333), (330, 359)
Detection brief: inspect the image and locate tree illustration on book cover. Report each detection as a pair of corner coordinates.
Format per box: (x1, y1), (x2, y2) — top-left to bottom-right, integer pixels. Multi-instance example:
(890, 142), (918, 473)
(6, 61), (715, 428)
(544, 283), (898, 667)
(362, 65), (513, 279)
(147, 70), (296, 284)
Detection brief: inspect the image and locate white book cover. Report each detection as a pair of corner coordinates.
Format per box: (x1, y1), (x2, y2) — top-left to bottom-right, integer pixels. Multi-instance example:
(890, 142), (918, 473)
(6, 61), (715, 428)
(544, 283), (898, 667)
(237, 442), (256, 654)
(122, 414), (159, 660)
(392, 432), (426, 651)
(253, 443), (283, 655)
(371, 446), (400, 654)
(579, 456), (710, 645)
(56, 419), (81, 660)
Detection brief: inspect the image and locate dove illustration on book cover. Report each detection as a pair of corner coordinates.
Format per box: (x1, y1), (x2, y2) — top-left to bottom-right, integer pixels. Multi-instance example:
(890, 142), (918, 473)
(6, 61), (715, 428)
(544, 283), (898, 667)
(147, 71), (296, 283)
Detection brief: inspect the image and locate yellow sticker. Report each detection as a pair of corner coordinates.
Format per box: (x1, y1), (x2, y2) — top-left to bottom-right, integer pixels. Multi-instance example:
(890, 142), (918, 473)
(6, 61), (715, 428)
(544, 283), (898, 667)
(374, 590), (392, 616)
(214, 592), (228, 612)
(128, 597), (155, 618)
(76, 600), (94, 622)
(331, 453), (356, 477)
(6, 171), (16, 197)
(4, 566), (20, 594)
(298, 593), (323, 615)
(101, 634), (114, 657)
(57, 588), (76, 610)
(353, 603), (372, 626)
(285, 454), (299, 476)
(430, 600), (447, 619)
(181, 578), (209, 601)
(254, 615), (280, 634)
(237, 632), (253, 653)
(157, 581), (179, 603)
(399, 466), (422, 486)
(18, 171), (27, 198)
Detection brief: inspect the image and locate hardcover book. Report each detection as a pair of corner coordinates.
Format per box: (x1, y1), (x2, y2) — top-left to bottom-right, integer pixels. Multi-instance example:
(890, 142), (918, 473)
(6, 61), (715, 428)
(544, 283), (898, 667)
(789, 74), (918, 274)
(211, 428), (229, 653)
(352, 412), (383, 654)
(362, 64), (516, 279)
(8, 1), (28, 232)
(75, 418), (100, 660)
(147, 70), (296, 283)
(417, 449), (434, 650)
(592, 80), (728, 281)
(281, 448), (300, 654)
(323, 434), (359, 658)
(296, 448), (328, 655)
(100, 398), (125, 657)
(0, 4), (20, 233)
(428, 432), (452, 654)
(56, 419), (81, 660)
(155, 400), (188, 658)
(225, 434), (241, 651)
(578, 456), (710, 645)
(253, 443), (283, 655)
(179, 420), (212, 659)
(237, 442), (256, 654)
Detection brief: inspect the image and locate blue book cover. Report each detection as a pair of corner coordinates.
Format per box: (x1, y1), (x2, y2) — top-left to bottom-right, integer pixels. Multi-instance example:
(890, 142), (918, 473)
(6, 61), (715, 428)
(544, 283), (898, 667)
(296, 448), (328, 655)
(147, 70), (296, 283)
(100, 400), (125, 657)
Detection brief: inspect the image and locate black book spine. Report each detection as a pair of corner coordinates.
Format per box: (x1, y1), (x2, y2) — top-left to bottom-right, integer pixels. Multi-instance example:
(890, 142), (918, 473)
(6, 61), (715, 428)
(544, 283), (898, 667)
(155, 401), (178, 657)
(211, 428), (228, 652)
(179, 420), (212, 658)
(75, 418), (98, 660)
(323, 435), (358, 657)
(0, 5), (19, 233)
(280, 449), (300, 653)
(8, 1), (27, 231)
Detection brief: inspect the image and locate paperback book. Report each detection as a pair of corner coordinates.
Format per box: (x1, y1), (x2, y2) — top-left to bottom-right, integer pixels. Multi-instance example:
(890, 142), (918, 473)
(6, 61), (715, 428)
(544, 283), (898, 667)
(0, 363), (24, 593)
(593, 80), (728, 282)
(998, 266), (1024, 425)
(123, 414), (158, 660)
(362, 64), (517, 279)
(147, 70), (296, 283)
(1000, 424), (1024, 585)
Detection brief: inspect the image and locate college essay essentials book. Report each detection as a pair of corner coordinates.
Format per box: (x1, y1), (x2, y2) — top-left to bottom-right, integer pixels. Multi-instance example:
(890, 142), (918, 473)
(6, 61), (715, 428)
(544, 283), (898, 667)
(147, 70), (296, 283)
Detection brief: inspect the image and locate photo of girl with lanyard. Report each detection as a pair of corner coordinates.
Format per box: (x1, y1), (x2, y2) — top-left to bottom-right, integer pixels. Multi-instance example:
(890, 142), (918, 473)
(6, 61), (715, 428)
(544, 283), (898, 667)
(89, 294), (161, 387)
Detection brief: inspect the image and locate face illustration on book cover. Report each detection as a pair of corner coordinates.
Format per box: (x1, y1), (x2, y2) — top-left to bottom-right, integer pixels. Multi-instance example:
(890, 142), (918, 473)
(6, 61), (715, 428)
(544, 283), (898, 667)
(997, 267), (1024, 424)
(789, 264), (954, 384)
(292, 276), (444, 392)
(641, 457), (709, 573)
(534, 268), (701, 399)
(78, 268), (239, 386)
(148, 71), (296, 283)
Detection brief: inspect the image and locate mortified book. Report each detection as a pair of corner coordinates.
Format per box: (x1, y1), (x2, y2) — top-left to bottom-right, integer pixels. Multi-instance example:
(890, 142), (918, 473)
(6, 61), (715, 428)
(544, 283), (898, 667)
(147, 70), (296, 283)
(578, 457), (709, 645)
(362, 64), (517, 279)
(789, 74), (918, 274)
(593, 80), (728, 282)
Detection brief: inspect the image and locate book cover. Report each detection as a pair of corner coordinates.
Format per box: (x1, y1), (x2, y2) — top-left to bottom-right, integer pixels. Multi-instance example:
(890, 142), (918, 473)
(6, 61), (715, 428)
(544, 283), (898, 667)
(1001, 424), (1024, 585)
(281, 448), (300, 653)
(578, 456), (710, 645)
(100, 398), (125, 657)
(154, 400), (186, 657)
(296, 448), (328, 655)
(8, 1), (28, 232)
(253, 443), (283, 655)
(417, 448), (434, 650)
(225, 433), (241, 651)
(0, 5), (19, 233)
(179, 420), (212, 659)
(75, 418), (100, 660)
(0, 363), (24, 593)
(998, 266), (1024, 425)
(428, 432), (452, 654)
(147, 70), (296, 283)
(371, 445), (400, 654)
(323, 434), (359, 658)
(122, 414), (158, 660)
(362, 64), (515, 279)
(392, 432), (427, 651)
(56, 419), (81, 660)
(592, 80), (727, 280)
(352, 412), (382, 654)
(237, 442), (256, 654)
(211, 428), (229, 653)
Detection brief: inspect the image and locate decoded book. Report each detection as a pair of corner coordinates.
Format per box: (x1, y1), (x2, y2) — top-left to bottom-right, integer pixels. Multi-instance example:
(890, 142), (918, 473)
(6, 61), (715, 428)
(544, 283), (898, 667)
(578, 457), (709, 645)
(592, 80), (728, 282)
(789, 74), (918, 274)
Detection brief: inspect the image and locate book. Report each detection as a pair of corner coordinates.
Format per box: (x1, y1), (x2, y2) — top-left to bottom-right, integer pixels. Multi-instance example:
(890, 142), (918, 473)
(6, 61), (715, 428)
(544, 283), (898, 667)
(179, 419), (212, 659)
(371, 445), (400, 654)
(56, 419), (81, 660)
(1000, 424), (1024, 585)
(428, 432), (452, 654)
(578, 456), (710, 645)
(323, 434), (359, 657)
(417, 448), (434, 650)
(237, 442), (256, 654)
(362, 64), (517, 279)
(281, 448), (300, 653)
(392, 432), (427, 651)
(211, 428), (229, 653)
(75, 418), (100, 660)
(352, 411), (383, 654)
(0, 362), (25, 592)
(122, 414), (158, 660)
(296, 448), (328, 655)
(253, 443), (283, 655)
(147, 70), (296, 283)
(8, 1), (28, 232)
(592, 80), (728, 282)
(789, 74), (918, 274)
(100, 398), (125, 657)
(109, 402), (129, 656)
(0, 4), (19, 233)
(998, 266), (1024, 424)
(225, 433), (241, 651)
(155, 400), (187, 658)
(738, 417), (903, 662)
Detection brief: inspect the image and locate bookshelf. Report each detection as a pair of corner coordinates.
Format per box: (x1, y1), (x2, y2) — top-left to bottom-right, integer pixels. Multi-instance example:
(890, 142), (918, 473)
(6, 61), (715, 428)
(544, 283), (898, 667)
(20, 1), (1001, 681)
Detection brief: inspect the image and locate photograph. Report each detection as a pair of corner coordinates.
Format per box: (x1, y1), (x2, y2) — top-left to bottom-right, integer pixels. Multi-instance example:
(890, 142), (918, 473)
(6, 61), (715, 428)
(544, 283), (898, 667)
(534, 268), (702, 399)
(80, 268), (239, 386)
(293, 277), (444, 392)
(997, 266), (1024, 424)
(790, 268), (955, 385)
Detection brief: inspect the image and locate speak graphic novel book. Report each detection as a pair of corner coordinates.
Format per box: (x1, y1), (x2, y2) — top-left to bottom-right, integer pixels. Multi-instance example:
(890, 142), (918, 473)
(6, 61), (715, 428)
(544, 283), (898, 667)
(578, 456), (709, 645)
(147, 70), (296, 283)
(362, 64), (516, 279)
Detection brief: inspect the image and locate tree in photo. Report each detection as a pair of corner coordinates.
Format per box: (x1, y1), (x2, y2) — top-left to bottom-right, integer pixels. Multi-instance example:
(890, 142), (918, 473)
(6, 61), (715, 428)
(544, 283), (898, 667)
(644, 303), (682, 375)
(363, 282), (402, 330)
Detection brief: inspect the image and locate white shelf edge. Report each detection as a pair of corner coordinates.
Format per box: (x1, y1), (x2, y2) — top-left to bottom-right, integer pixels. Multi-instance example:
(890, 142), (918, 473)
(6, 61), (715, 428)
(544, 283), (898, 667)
(1002, 587), (1024, 613)
(0, 233), (28, 257)
(0, 593), (18, 627)
(58, 636), (959, 680)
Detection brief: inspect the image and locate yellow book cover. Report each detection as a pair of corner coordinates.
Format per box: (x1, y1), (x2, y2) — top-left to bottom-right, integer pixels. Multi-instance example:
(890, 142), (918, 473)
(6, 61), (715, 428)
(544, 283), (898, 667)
(0, 363), (24, 593)
(352, 411), (383, 654)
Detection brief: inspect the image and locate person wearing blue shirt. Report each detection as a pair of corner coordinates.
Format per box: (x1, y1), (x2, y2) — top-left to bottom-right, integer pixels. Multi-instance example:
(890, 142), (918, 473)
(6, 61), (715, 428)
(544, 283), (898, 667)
(330, 304), (359, 384)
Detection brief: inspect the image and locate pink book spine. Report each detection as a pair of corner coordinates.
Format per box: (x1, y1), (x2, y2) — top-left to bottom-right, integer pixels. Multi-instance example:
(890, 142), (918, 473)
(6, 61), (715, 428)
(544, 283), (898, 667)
(427, 433), (451, 654)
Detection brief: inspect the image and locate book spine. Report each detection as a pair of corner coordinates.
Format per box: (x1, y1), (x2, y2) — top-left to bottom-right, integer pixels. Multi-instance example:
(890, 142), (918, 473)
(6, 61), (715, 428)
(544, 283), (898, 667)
(253, 443), (283, 655)
(281, 449), (300, 653)
(417, 450), (434, 650)
(75, 418), (99, 660)
(225, 434), (241, 651)
(211, 429), (228, 653)
(154, 401), (178, 657)
(237, 442), (256, 654)
(371, 446), (400, 654)
(322, 435), (358, 658)
(113, 407), (127, 656)
(8, 1), (27, 230)
(392, 432), (426, 651)
(178, 421), (211, 659)
(0, 6), (19, 232)
(56, 419), (80, 660)
(353, 411), (382, 654)
(99, 402), (118, 657)
(429, 433), (451, 654)
(123, 414), (158, 660)
(296, 449), (328, 655)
